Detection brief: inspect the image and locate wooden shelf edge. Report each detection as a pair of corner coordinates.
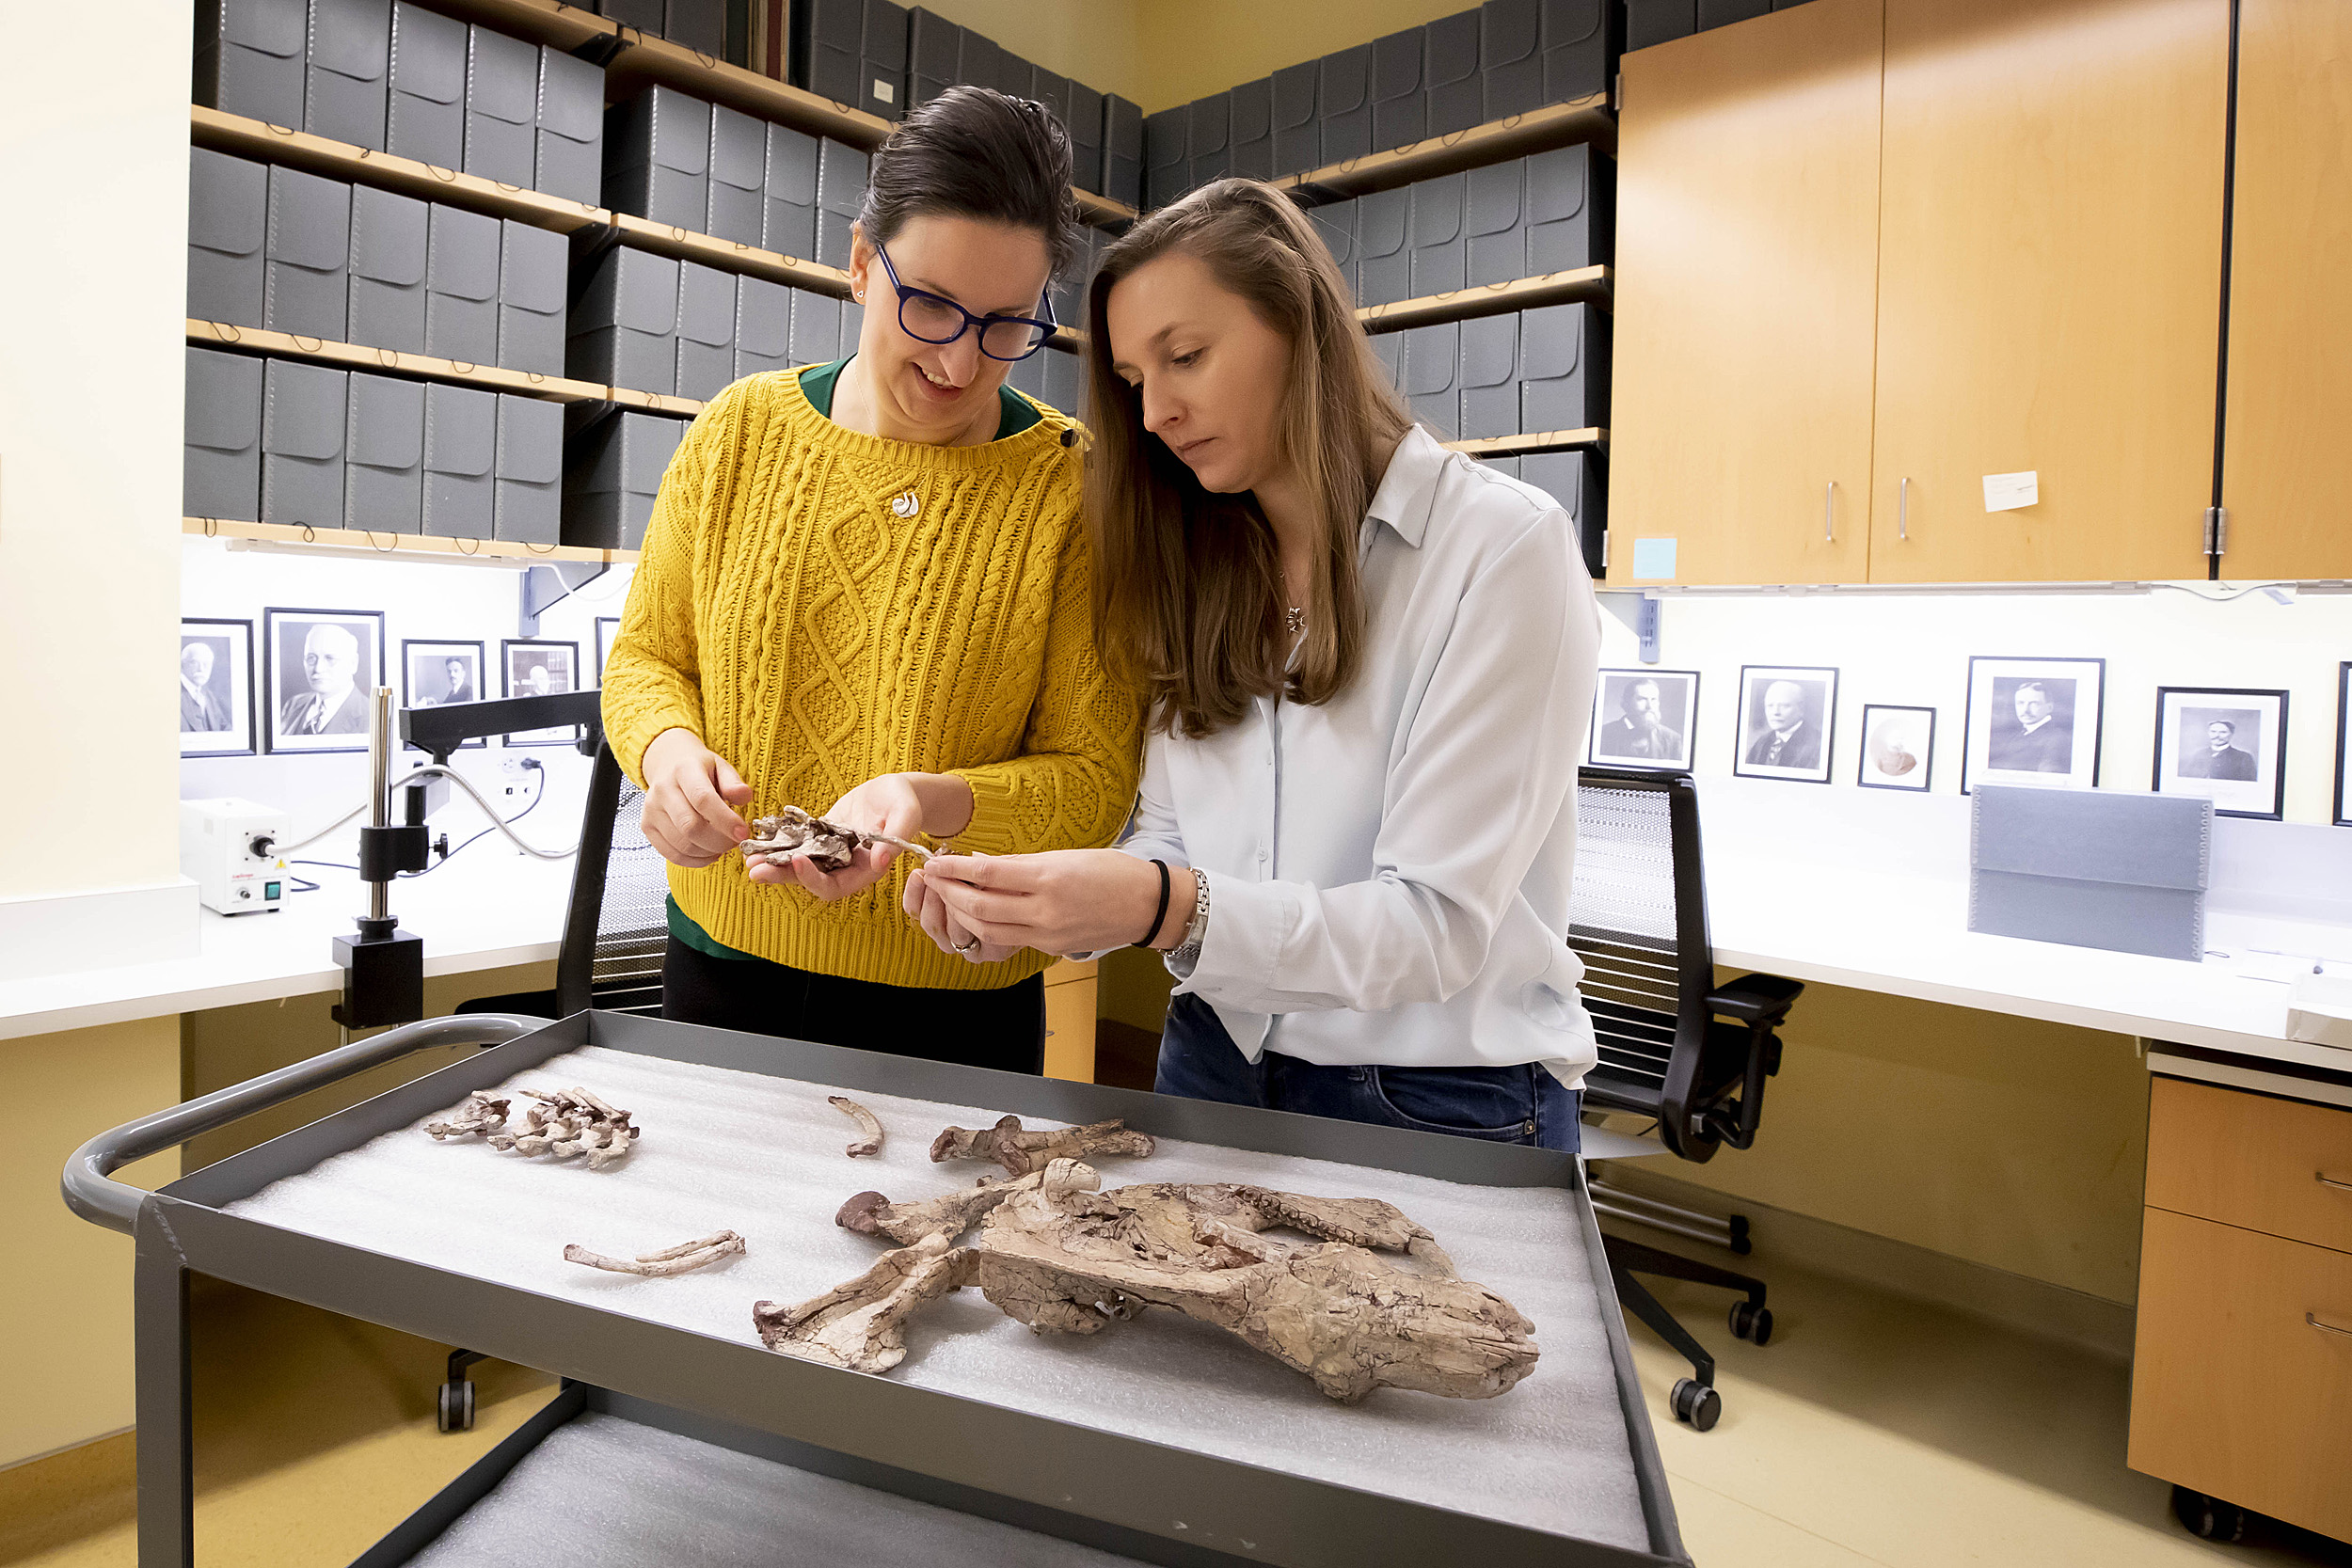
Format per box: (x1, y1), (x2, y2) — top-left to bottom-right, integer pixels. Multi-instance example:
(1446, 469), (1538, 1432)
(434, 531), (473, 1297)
(191, 105), (611, 234)
(405, 0), (617, 53)
(605, 213), (853, 294)
(186, 320), (618, 403)
(184, 516), (635, 564)
(1274, 95), (1616, 202)
(1445, 427), (1609, 456)
(1359, 266), (1613, 333)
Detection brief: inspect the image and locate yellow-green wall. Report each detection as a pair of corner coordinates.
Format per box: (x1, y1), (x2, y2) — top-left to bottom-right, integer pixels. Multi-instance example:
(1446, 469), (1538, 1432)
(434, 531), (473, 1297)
(2, 1018), (183, 1467)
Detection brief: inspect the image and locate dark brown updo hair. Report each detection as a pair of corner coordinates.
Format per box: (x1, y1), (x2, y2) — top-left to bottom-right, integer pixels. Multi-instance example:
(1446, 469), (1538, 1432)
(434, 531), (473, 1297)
(855, 86), (1084, 279)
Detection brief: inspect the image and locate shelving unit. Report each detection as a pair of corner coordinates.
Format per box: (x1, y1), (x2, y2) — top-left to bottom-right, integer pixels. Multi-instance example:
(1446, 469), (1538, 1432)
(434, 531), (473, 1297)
(185, 515), (634, 565)
(1446, 427), (1609, 456)
(1274, 94), (1617, 204)
(185, 319), (644, 404)
(190, 105), (610, 234)
(1359, 265), (1613, 332)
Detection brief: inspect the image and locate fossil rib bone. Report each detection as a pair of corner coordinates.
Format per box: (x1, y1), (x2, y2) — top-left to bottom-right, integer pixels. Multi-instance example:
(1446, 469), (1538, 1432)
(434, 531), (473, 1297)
(423, 1091), (510, 1140)
(484, 1087), (639, 1169)
(929, 1114), (1154, 1176)
(828, 1095), (883, 1158)
(564, 1229), (744, 1276)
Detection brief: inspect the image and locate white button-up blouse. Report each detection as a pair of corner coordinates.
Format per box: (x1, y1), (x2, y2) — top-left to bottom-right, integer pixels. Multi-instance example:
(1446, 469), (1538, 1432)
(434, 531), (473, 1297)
(1119, 426), (1603, 1087)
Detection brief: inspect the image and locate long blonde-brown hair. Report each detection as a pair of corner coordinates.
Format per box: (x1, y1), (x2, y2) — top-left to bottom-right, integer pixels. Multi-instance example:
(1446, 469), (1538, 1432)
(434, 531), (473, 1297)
(1082, 179), (1409, 739)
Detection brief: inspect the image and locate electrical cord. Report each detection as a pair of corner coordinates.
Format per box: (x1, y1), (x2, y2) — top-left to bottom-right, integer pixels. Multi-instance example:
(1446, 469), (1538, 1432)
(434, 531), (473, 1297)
(277, 760), (577, 862)
(402, 771), (546, 878)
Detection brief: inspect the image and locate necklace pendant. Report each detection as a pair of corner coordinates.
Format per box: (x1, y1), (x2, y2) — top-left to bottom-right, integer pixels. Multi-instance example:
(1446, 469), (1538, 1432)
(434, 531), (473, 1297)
(1284, 605), (1306, 635)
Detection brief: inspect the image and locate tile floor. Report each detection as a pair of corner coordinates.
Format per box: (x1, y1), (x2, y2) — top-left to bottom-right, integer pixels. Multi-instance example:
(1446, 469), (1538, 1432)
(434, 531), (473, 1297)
(8, 1245), (2348, 1566)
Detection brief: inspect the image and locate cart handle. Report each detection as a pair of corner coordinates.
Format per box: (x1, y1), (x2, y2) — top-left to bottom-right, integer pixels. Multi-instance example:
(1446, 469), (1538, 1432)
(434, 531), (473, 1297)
(61, 1012), (548, 1235)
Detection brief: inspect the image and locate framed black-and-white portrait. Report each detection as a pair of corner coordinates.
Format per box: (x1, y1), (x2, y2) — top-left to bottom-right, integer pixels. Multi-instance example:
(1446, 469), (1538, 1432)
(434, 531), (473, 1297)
(402, 639), (486, 750)
(2335, 663), (2352, 828)
(1857, 705), (1935, 792)
(264, 608), (386, 754)
(595, 616), (620, 683)
(2155, 687), (2286, 821)
(179, 617), (254, 758)
(502, 638), (580, 746)
(1962, 656), (2104, 793)
(1732, 665), (1837, 784)
(1588, 668), (1699, 771)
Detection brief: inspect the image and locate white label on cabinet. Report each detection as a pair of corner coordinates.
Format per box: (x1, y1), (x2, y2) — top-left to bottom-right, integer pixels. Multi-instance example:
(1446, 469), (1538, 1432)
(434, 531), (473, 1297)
(1631, 537), (1677, 578)
(1982, 470), (2039, 512)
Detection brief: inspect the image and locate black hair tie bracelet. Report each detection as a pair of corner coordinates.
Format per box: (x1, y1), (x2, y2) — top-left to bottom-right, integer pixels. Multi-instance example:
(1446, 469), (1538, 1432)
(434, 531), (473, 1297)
(1135, 858), (1171, 949)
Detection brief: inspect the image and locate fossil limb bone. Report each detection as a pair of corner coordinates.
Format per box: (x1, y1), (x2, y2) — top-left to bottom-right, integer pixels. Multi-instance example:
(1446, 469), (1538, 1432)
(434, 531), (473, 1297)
(485, 1087), (639, 1169)
(828, 1095), (883, 1158)
(423, 1091), (510, 1140)
(564, 1229), (745, 1276)
(742, 808), (931, 873)
(835, 1159), (1103, 1245)
(752, 1233), (977, 1373)
(929, 1114), (1155, 1177)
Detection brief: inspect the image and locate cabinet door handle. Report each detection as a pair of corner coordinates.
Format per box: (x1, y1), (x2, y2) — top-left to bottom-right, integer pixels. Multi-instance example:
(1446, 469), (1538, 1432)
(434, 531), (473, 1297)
(2309, 1312), (2352, 1341)
(1899, 477), (1910, 541)
(2319, 1172), (2352, 1194)
(1824, 482), (1836, 544)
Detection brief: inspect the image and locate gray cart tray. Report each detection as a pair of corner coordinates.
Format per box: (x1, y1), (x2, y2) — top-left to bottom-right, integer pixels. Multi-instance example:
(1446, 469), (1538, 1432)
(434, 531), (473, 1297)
(67, 1010), (1689, 1568)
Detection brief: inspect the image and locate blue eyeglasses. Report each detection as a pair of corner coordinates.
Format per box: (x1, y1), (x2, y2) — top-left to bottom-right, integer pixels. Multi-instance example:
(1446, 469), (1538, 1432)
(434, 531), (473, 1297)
(871, 240), (1057, 362)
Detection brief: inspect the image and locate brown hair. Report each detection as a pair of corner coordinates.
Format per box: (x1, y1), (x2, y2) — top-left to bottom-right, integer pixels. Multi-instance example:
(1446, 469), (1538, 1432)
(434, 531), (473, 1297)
(857, 86), (1085, 279)
(1084, 179), (1409, 739)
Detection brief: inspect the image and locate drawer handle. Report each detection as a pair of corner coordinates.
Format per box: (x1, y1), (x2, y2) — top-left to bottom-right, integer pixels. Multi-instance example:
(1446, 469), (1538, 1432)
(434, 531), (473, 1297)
(2312, 1313), (2352, 1341)
(2320, 1172), (2352, 1194)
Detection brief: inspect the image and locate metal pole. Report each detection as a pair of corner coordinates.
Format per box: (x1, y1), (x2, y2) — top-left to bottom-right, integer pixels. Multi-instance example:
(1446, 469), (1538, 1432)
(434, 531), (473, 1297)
(368, 685), (392, 924)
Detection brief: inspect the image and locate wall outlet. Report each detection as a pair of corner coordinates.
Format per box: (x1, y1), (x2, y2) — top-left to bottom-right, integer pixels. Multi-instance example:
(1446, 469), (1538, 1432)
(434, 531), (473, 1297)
(498, 757), (542, 804)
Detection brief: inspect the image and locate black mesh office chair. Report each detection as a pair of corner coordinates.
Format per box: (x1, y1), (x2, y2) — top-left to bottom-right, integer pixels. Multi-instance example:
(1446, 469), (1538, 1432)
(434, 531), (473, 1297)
(1572, 766), (1804, 1431)
(462, 741), (669, 1018)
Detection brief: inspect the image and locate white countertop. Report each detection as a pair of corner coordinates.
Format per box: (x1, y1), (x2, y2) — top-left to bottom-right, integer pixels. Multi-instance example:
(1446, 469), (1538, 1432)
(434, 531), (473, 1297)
(0, 852), (575, 1042)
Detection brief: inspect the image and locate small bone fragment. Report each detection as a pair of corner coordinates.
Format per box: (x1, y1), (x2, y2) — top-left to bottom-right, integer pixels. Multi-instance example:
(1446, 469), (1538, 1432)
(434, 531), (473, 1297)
(423, 1091), (509, 1140)
(836, 1159), (1103, 1245)
(829, 1095), (883, 1158)
(564, 1229), (744, 1277)
(929, 1114), (1155, 1176)
(485, 1087), (638, 1168)
(752, 1233), (978, 1372)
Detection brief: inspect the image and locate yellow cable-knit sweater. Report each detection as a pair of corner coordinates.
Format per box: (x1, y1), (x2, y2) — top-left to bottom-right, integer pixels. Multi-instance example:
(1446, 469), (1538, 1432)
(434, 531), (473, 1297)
(601, 367), (1145, 990)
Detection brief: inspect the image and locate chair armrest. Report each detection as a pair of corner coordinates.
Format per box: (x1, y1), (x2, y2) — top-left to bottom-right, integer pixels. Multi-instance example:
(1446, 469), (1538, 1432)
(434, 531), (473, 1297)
(1707, 973), (1804, 1026)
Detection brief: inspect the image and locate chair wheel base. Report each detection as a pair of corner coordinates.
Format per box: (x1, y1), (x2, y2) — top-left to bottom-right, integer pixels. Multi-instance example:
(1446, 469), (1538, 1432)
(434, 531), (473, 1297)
(1728, 1300), (1773, 1345)
(437, 1379), (475, 1433)
(2169, 1485), (2247, 1543)
(1670, 1377), (1721, 1431)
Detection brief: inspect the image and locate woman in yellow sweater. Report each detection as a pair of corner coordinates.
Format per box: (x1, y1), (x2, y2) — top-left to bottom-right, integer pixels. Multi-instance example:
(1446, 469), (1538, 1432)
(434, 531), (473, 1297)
(600, 87), (1143, 1073)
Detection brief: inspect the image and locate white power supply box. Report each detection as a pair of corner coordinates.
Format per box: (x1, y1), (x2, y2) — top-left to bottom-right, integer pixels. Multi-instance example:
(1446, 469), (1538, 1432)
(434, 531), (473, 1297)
(181, 798), (289, 915)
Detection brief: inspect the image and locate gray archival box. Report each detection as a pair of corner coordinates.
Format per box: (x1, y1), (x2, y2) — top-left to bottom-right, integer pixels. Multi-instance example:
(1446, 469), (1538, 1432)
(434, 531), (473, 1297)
(386, 2), (468, 170)
(1969, 785), (2213, 962)
(498, 219), (568, 374)
(675, 261), (738, 403)
(188, 148), (267, 327)
(569, 247), (681, 396)
(564, 411), (688, 550)
(535, 46), (606, 205)
(815, 138), (867, 269)
(464, 24), (540, 189)
(347, 184), (429, 353)
(196, 0), (306, 130)
(495, 394), (564, 544)
(263, 165), (352, 341)
(306, 0), (392, 150)
(734, 276), (793, 379)
(606, 86), (711, 230)
(707, 103), (767, 247)
(185, 347), (264, 522)
(425, 203), (501, 366)
(344, 371), (425, 533)
(762, 121), (819, 261)
(262, 358), (349, 529)
(423, 383), (498, 539)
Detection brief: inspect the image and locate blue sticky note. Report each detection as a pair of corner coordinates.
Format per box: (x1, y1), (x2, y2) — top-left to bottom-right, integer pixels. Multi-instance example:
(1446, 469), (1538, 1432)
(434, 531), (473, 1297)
(1631, 537), (1677, 579)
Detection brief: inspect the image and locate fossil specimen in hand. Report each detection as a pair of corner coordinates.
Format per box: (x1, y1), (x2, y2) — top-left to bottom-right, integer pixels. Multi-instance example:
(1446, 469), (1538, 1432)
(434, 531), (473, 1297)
(758, 1158), (1536, 1402)
(565, 1229), (745, 1276)
(743, 807), (931, 873)
(930, 1115), (1155, 1177)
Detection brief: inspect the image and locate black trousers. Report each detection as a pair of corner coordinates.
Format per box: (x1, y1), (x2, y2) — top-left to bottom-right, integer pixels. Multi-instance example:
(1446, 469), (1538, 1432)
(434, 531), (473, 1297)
(660, 938), (1046, 1075)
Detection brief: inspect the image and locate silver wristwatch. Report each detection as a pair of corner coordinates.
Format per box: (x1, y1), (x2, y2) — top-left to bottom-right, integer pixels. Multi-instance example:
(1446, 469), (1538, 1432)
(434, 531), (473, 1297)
(1167, 870), (1212, 972)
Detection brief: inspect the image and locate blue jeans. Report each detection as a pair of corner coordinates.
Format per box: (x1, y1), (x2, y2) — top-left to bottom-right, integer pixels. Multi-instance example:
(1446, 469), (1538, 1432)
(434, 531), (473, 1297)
(1154, 994), (1581, 1153)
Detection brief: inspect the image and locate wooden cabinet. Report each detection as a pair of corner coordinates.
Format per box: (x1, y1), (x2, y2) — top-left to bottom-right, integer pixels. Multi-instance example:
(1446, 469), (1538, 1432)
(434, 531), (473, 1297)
(2130, 1077), (2352, 1544)
(2216, 0), (2352, 580)
(1042, 959), (1098, 1084)
(1611, 0), (1883, 586)
(1868, 0), (2229, 582)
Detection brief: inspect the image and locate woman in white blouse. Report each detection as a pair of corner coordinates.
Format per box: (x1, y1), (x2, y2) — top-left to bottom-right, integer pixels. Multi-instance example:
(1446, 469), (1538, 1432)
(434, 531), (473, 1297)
(907, 179), (1602, 1151)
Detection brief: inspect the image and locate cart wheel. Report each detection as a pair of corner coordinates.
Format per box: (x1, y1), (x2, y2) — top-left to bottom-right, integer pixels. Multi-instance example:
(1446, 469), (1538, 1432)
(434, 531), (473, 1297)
(1670, 1378), (1722, 1432)
(1728, 1301), (1774, 1346)
(437, 1379), (476, 1433)
(2170, 1486), (2246, 1543)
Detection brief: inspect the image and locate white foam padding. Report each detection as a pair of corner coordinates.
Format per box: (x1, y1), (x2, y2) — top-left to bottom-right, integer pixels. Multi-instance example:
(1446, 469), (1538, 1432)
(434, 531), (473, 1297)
(227, 1045), (1648, 1550)
(407, 1410), (1147, 1565)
